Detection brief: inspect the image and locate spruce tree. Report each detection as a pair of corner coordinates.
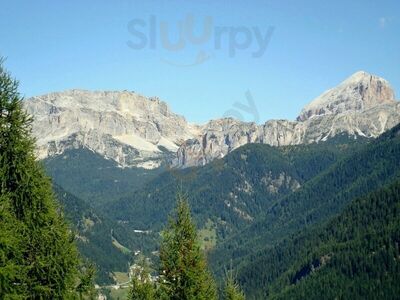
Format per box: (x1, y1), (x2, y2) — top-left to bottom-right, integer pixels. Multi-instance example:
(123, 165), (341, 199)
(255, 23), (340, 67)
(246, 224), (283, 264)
(159, 192), (217, 300)
(0, 59), (89, 298)
(223, 269), (245, 300)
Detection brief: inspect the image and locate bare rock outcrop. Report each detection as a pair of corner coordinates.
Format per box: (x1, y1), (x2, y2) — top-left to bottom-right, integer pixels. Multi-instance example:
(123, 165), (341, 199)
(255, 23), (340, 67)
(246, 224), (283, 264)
(175, 72), (399, 167)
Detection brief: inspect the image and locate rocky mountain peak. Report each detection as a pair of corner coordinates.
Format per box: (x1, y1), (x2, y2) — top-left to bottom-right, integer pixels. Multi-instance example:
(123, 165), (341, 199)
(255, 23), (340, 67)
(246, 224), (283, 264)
(24, 89), (196, 168)
(297, 71), (396, 121)
(175, 72), (399, 167)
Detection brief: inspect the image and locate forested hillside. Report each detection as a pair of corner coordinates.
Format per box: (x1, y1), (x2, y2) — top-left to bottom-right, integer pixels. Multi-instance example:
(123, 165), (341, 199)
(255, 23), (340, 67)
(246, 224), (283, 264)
(105, 136), (363, 240)
(46, 133), (368, 288)
(42, 121), (400, 299)
(53, 185), (158, 284)
(238, 179), (400, 299)
(210, 123), (400, 279)
(44, 148), (163, 207)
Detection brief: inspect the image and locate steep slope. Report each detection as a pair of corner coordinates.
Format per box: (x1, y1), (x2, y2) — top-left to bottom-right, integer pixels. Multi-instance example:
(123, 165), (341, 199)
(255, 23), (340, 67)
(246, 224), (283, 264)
(53, 185), (158, 284)
(44, 148), (163, 206)
(238, 179), (400, 299)
(106, 135), (363, 244)
(210, 123), (400, 284)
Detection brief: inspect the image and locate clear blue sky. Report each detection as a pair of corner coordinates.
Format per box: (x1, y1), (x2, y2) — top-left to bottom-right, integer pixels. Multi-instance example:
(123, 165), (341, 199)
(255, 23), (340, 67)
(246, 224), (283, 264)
(1, 0), (399, 124)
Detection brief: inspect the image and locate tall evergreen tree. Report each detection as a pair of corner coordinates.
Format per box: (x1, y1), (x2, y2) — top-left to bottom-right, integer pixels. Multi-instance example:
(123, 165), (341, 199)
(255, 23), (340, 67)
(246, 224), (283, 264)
(223, 269), (245, 300)
(0, 59), (90, 298)
(159, 192), (217, 300)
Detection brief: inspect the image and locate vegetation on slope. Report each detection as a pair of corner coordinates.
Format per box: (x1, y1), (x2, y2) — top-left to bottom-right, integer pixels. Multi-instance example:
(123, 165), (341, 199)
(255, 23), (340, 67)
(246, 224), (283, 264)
(53, 184), (158, 285)
(238, 179), (400, 299)
(106, 137), (362, 243)
(210, 123), (400, 280)
(44, 147), (163, 207)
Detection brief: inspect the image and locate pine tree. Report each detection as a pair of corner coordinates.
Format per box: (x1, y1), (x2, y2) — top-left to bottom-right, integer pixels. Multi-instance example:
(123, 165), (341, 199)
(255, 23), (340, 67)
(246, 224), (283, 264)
(128, 255), (156, 300)
(0, 59), (91, 298)
(223, 269), (245, 300)
(159, 192), (217, 300)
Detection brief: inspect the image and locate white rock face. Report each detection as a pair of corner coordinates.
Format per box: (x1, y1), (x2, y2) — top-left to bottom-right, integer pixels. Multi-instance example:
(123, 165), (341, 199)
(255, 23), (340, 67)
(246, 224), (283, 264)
(25, 71), (400, 169)
(176, 119), (260, 167)
(175, 72), (400, 167)
(24, 89), (197, 168)
(297, 71), (396, 121)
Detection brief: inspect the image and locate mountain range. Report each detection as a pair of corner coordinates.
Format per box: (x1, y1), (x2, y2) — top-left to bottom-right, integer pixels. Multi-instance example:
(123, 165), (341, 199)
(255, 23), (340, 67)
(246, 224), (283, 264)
(22, 71), (400, 297)
(25, 71), (399, 169)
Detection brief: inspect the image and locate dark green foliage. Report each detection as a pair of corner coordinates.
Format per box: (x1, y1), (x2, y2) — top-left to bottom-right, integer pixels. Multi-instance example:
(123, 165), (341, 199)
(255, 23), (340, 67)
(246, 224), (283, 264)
(223, 269), (245, 300)
(159, 193), (217, 300)
(53, 184), (158, 285)
(107, 137), (359, 245)
(44, 147), (163, 207)
(76, 263), (97, 299)
(44, 124), (364, 291)
(0, 194), (24, 297)
(42, 119), (399, 298)
(45, 148), (163, 285)
(210, 123), (400, 280)
(239, 179), (400, 299)
(0, 60), (92, 298)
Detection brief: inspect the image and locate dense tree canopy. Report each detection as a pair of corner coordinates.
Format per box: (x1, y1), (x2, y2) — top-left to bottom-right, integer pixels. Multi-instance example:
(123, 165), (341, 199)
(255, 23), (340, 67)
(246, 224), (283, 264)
(237, 179), (400, 299)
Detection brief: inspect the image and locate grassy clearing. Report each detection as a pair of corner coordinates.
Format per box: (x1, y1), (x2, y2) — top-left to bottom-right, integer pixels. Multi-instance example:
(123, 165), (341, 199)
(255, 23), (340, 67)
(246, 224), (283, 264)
(198, 219), (217, 251)
(109, 287), (129, 300)
(113, 271), (130, 284)
(111, 237), (131, 255)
